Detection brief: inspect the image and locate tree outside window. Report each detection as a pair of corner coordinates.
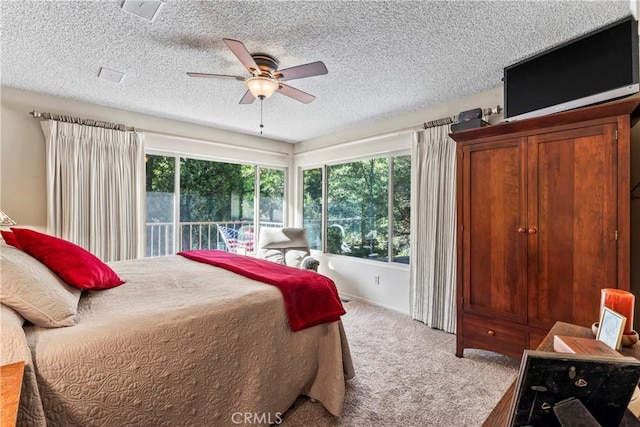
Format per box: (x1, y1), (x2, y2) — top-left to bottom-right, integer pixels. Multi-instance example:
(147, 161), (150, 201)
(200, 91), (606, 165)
(305, 154), (410, 264)
(328, 158), (389, 261)
(302, 168), (322, 250)
(259, 167), (284, 226)
(145, 155), (175, 256)
(179, 159), (254, 251)
(392, 155), (411, 263)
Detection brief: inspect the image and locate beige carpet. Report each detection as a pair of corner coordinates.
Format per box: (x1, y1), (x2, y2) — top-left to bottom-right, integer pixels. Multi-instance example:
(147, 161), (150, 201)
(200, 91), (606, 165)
(281, 300), (519, 427)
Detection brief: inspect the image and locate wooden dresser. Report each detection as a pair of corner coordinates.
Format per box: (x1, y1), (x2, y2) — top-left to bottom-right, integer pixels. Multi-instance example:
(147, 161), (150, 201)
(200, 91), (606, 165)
(1, 361), (25, 427)
(450, 96), (640, 359)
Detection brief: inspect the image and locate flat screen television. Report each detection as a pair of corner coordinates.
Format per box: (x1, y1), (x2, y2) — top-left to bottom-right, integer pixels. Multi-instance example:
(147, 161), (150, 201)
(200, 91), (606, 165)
(504, 16), (639, 121)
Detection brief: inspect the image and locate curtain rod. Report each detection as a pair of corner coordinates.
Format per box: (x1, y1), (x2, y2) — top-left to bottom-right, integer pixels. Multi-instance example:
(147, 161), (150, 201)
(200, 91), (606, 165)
(424, 116), (454, 129)
(30, 110), (135, 132)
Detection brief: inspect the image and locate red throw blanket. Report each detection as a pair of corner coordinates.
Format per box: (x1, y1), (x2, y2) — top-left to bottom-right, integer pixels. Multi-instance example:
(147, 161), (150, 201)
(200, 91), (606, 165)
(178, 250), (345, 331)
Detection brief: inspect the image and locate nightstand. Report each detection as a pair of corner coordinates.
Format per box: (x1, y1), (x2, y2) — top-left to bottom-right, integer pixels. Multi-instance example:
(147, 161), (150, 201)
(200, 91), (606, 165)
(1, 361), (25, 427)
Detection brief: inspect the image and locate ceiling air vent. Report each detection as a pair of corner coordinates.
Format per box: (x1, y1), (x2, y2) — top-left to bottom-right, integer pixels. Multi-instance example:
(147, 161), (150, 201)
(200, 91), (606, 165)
(98, 67), (125, 83)
(121, 1), (162, 22)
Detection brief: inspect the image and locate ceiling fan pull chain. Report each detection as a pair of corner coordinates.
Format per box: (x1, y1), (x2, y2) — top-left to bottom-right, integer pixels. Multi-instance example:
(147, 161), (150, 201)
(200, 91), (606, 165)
(259, 95), (265, 134)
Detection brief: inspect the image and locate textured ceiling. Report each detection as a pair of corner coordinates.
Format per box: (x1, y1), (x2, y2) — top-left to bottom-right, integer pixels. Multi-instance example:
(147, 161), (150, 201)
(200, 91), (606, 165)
(0, 1), (632, 143)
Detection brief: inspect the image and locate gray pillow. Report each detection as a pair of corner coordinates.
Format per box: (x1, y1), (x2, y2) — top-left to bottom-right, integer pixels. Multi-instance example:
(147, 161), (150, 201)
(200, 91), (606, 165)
(0, 243), (81, 327)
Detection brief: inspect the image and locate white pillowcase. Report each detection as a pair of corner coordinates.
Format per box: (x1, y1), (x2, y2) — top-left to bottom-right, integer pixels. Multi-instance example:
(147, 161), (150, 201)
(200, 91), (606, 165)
(0, 304), (30, 366)
(0, 243), (81, 327)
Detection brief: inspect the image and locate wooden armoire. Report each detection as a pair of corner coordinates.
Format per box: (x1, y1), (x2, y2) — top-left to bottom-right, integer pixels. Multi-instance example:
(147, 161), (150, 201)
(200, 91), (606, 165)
(450, 96), (640, 359)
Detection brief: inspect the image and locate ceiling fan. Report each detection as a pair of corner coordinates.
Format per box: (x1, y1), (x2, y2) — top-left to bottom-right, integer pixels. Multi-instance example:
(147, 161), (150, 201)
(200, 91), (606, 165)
(187, 38), (328, 105)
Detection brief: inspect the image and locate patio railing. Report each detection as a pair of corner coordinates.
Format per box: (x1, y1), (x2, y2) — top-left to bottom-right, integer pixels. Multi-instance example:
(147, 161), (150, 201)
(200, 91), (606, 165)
(145, 220), (282, 257)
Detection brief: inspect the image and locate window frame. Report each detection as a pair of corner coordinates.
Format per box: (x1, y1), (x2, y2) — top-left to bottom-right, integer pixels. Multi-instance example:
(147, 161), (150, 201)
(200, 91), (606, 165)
(299, 148), (410, 265)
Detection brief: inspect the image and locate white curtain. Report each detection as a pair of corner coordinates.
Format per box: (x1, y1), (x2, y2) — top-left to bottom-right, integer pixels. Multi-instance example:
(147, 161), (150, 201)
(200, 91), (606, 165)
(45, 120), (145, 262)
(409, 126), (457, 333)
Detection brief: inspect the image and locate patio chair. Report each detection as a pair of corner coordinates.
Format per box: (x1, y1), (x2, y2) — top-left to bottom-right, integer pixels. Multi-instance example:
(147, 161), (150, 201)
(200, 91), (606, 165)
(256, 227), (319, 272)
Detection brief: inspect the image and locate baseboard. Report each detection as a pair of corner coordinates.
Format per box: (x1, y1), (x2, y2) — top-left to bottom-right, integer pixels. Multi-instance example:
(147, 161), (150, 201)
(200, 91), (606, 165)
(338, 292), (410, 316)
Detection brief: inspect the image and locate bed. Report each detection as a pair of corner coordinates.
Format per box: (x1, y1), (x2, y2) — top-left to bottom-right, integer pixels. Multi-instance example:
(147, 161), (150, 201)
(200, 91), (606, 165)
(0, 230), (354, 427)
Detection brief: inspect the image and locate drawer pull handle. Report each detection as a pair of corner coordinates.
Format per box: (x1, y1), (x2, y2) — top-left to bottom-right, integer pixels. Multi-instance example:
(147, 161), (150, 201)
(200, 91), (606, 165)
(528, 228), (537, 234)
(487, 330), (495, 336)
(518, 227), (527, 234)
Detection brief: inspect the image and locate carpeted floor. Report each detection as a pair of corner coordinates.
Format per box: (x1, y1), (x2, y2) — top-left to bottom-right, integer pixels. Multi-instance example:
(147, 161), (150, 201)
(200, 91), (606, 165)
(280, 300), (519, 427)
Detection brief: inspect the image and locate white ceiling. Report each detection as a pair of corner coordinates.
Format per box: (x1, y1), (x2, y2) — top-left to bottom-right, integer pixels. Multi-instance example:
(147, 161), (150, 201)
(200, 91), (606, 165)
(0, 1), (633, 143)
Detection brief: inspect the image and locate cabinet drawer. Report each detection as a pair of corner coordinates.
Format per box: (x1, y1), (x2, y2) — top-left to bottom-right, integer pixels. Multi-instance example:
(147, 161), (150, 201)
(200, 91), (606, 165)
(462, 315), (527, 359)
(464, 315), (527, 343)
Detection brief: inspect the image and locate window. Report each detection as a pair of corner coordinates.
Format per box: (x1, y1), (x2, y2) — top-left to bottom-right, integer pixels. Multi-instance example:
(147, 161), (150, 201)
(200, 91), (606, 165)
(145, 154), (285, 257)
(327, 158), (389, 261)
(259, 167), (284, 227)
(257, 167), (285, 248)
(179, 158), (255, 252)
(303, 154), (410, 264)
(145, 155), (175, 257)
(302, 168), (322, 250)
(392, 155), (411, 263)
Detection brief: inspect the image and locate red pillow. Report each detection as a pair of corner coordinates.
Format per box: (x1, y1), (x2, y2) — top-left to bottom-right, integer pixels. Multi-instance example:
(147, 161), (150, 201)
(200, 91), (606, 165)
(1, 230), (22, 249)
(10, 228), (125, 290)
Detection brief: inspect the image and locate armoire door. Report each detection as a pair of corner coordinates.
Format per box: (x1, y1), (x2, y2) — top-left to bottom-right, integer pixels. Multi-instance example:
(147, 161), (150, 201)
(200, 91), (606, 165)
(461, 138), (528, 324)
(527, 123), (618, 330)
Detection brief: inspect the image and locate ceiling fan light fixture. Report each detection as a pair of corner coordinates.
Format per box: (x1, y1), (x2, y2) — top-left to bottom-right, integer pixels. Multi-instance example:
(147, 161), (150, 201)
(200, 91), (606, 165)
(246, 76), (279, 99)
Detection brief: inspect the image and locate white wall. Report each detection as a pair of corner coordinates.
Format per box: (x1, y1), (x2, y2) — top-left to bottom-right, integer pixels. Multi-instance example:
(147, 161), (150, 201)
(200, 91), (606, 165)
(1, 93), (48, 230)
(295, 87), (504, 153)
(145, 132), (292, 168)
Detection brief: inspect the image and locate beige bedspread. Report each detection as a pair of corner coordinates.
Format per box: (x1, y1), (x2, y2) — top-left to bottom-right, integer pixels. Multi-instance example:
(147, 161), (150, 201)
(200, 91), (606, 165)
(18, 255), (354, 426)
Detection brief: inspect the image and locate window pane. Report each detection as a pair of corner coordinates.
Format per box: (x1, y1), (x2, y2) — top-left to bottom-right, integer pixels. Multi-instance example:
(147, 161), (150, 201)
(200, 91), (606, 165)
(179, 159), (255, 252)
(145, 155), (175, 257)
(302, 168), (323, 250)
(240, 165), (255, 225)
(238, 165), (256, 253)
(259, 167), (285, 232)
(327, 158), (388, 262)
(392, 155), (411, 264)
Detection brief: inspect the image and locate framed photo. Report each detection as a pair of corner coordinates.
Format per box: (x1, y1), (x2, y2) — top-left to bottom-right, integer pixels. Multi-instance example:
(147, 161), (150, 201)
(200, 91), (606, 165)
(596, 307), (627, 350)
(507, 350), (640, 427)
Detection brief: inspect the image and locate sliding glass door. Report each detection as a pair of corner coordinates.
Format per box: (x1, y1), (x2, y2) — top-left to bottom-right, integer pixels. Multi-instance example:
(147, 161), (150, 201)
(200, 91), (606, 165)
(145, 154), (285, 257)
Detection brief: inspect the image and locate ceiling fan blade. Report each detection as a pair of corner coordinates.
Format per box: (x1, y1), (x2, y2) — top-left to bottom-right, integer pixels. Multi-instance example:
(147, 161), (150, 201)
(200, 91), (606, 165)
(223, 38), (260, 75)
(186, 72), (245, 81)
(276, 83), (316, 104)
(239, 90), (256, 104)
(275, 61), (328, 82)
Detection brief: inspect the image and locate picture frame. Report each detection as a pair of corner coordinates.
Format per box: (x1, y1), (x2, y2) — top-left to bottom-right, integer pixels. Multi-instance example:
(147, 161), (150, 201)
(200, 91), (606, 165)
(596, 307), (627, 350)
(507, 350), (640, 427)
